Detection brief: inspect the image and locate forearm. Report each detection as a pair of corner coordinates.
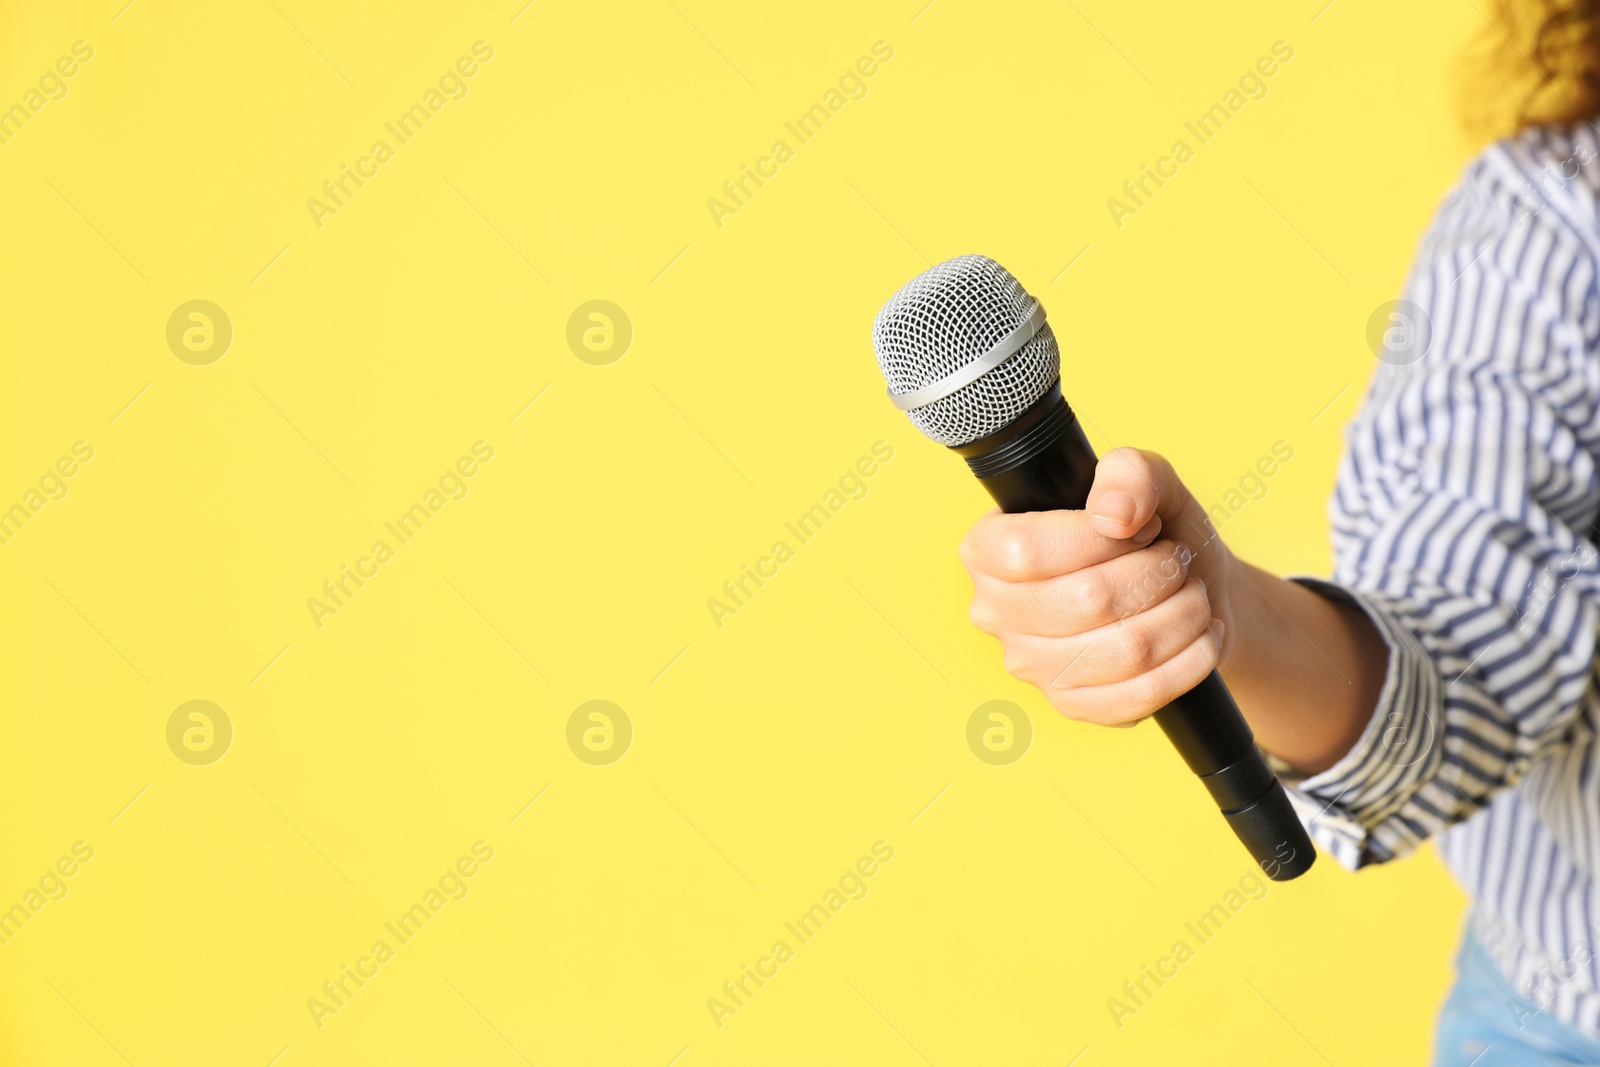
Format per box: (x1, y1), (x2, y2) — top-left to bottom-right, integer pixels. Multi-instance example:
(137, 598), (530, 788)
(1216, 558), (1389, 776)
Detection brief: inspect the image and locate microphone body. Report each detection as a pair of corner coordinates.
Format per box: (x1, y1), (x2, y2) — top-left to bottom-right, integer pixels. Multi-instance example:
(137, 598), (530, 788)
(955, 386), (1315, 881)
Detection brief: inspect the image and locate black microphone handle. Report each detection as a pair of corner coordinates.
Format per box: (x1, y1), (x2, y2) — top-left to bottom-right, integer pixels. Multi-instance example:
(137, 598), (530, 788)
(952, 385), (1315, 881)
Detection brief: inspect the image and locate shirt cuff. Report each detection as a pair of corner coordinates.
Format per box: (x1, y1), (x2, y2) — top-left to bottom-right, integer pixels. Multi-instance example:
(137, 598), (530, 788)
(1264, 578), (1446, 869)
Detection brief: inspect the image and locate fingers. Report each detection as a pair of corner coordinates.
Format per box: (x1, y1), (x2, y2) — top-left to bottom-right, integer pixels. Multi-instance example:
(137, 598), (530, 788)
(998, 575), (1213, 690)
(957, 446), (1232, 730)
(1035, 618), (1224, 727)
(969, 539), (1193, 637)
(1086, 447), (1202, 542)
(958, 449), (1203, 581)
(960, 506), (1162, 584)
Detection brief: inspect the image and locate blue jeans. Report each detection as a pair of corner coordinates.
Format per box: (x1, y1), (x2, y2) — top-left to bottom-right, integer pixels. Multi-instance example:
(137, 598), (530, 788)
(1435, 921), (1600, 1065)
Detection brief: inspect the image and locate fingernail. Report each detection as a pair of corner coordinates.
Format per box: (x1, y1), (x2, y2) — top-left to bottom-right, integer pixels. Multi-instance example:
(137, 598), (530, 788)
(1132, 516), (1163, 545)
(1195, 577), (1206, 596)
(1092, 491), (1137, 526)
(1209, 618), (1225, 642)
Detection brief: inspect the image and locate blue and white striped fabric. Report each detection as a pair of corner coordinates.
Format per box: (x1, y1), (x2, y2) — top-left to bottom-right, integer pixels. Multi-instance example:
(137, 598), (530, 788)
(1276, 123), (1600, 1032)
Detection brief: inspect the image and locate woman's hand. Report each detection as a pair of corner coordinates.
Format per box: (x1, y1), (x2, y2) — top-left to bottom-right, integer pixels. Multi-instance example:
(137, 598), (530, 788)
(959, 447), (1237, 726)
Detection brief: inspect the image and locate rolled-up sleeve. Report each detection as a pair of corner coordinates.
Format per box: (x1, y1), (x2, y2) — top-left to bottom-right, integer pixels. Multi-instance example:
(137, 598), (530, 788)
(1270, 137), (1600, 869)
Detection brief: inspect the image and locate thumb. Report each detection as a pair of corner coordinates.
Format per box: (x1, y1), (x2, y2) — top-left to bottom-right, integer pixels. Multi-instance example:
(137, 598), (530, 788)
(1085, 447), (1206, 542)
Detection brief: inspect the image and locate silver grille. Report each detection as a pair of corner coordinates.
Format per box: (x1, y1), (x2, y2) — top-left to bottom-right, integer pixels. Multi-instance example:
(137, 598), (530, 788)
(871, 254), (1060, 446)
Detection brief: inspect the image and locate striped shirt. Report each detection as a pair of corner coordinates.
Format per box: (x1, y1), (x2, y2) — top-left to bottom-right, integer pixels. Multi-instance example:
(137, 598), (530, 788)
(1276, 123), (1600, 1030)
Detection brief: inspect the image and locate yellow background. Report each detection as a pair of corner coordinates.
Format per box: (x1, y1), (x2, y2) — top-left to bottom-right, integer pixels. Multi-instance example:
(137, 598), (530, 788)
(0, 0), (1484, 1063)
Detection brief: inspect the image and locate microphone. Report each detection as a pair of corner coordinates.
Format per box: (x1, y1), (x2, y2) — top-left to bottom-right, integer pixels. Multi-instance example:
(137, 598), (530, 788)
(871, 254), (1314, 881)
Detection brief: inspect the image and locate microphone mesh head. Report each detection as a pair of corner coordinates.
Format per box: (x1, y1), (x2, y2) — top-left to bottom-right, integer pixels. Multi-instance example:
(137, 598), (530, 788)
(872, 254), (1060, 446)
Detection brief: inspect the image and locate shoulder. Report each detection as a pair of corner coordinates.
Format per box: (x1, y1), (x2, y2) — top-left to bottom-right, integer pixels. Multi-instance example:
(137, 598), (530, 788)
(1399, 125), (1600, 318)
(1448, 125), (1600, 247)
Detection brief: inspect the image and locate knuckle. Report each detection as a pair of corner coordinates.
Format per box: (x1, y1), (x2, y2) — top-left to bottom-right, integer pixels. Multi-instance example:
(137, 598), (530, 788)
(960, 514), (1018, 575)
(1142, 449), (1173, 477)
(957, 532), (977, 571)
(1120, 565), (1164, 614)
(1126, 669), (1172, 713)
(958, 531), (989, 575)
(968, 597), (1000, 633)
(1112, 623), (1158, 671)
(1104, 445), (1150, 470)
(1001, 647), (1032, 680)
(1061, 569), (1114, 620)
(995, 531), (1036, 580)
(1138, 449), (1178, 490)
(1104, 446), (1159, 485)
(1119, 551), (1181, 616)
(958, 517), (995, 572)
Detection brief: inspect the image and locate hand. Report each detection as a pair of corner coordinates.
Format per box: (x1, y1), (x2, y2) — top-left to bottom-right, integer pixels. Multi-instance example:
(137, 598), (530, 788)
(959, 447), (1237, 725)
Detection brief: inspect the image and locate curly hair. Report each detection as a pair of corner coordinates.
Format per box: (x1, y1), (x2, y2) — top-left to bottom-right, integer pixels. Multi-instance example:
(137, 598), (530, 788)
(1480, 0), (1600, 131)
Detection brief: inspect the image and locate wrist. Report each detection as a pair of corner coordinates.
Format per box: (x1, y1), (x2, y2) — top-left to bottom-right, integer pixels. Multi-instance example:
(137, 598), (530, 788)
(1211, 562), (1388, 774)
